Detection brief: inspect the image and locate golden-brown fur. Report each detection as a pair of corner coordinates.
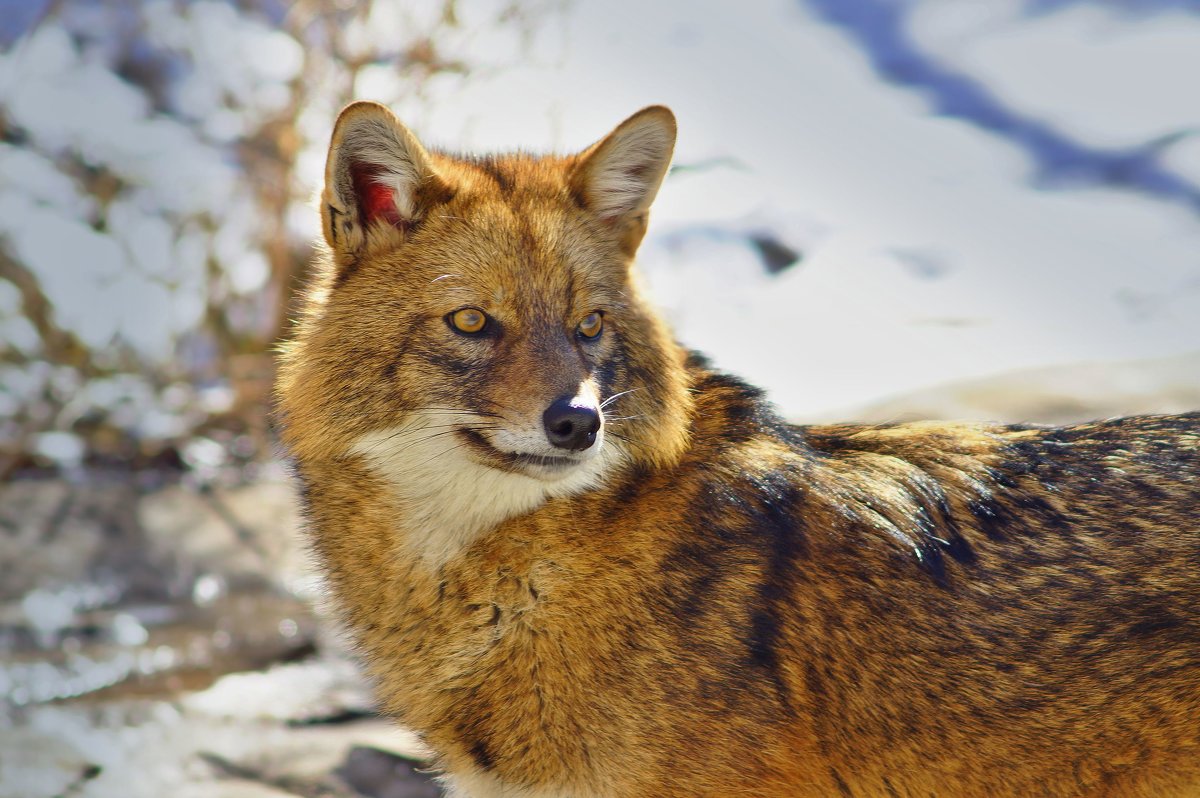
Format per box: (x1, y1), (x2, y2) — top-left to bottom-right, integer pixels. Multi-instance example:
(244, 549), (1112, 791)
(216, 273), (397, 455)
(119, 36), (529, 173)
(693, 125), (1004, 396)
(276, 102), (1200, 797)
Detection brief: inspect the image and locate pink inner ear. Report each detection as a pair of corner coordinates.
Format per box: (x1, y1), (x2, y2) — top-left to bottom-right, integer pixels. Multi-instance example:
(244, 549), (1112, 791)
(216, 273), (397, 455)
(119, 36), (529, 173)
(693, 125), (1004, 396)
(350, 162), (404, 227)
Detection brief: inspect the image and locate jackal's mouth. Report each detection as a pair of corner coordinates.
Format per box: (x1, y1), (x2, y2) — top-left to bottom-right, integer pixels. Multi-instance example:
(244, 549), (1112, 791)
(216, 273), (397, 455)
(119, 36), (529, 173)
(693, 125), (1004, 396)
(456, 427), (589, 477)
(510, 453), (581, 469)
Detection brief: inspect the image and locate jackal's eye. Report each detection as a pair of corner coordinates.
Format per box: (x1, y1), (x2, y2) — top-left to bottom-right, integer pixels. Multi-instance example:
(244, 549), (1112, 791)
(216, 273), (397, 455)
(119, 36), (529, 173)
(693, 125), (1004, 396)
(578, 312), (604, 340)
(448, 307), (488, 335)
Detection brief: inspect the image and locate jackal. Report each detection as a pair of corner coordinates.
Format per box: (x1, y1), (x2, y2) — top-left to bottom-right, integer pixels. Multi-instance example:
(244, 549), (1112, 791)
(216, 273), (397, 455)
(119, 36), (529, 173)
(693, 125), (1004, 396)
(275, 102), (1200, 797)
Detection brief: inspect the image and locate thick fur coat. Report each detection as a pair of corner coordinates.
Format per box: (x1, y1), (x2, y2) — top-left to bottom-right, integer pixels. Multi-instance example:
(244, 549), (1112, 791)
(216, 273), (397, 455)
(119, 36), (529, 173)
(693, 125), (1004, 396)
(276, 102), (1200, 797)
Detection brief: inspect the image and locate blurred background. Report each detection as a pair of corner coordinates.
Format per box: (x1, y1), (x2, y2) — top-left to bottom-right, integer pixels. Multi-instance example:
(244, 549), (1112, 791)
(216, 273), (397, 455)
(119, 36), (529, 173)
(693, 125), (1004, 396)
(2, 1), (1198, 796)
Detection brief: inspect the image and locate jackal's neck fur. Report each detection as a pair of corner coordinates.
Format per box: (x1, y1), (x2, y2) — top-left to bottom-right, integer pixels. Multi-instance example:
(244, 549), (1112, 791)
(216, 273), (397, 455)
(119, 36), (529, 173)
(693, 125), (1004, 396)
(276, 103), (1200, 798)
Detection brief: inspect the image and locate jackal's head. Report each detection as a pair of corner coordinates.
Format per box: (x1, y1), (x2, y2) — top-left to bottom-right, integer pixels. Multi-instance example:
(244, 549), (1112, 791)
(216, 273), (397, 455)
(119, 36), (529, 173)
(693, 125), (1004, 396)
(277, 103), (693, 560)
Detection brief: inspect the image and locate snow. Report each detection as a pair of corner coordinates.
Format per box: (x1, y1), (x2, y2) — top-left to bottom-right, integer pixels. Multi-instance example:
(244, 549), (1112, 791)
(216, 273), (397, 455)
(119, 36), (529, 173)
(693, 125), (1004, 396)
(144, 0), (303, 121)
(0, 143), (93, 218)
(388, 0), (1200, 416)
(912, 2), (1200, 147)
(2, 0), (1199, 430)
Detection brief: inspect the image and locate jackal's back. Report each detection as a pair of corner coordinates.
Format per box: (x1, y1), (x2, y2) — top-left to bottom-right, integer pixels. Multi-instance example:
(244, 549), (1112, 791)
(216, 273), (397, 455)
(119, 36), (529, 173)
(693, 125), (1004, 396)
(770, 404), (1200, 797)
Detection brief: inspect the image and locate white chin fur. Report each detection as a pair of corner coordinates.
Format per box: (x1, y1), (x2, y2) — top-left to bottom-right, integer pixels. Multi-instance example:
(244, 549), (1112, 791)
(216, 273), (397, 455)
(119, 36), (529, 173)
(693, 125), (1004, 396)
(351, 411), (622, 567)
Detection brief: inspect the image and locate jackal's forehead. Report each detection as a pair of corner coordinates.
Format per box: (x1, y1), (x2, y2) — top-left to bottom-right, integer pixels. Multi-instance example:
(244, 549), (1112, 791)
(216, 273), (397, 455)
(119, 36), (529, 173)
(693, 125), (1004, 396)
(399, 185), (624, 314)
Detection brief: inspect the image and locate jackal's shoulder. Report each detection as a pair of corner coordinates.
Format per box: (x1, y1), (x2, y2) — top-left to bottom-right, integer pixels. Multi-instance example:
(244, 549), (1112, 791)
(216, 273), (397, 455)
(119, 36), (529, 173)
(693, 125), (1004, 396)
(796, 409), (1200, 499)
(668, 358), (1200, 584)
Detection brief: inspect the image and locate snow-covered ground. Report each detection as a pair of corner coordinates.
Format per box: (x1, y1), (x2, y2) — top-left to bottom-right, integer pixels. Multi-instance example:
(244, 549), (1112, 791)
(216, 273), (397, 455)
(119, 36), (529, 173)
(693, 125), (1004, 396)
(2, 0), (1198, 432)
(368, 0), (1200, 418)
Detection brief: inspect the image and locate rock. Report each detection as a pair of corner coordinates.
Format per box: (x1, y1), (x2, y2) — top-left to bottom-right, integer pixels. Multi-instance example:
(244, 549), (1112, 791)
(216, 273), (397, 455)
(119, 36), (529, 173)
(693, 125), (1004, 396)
(182, 658), (371, 725)
(335, 746), (443, 798)
(208, 480), (312, 596)
(138, 485), (264, 589)
(0, 481), (117, 602)
(0, 726), (98, 798)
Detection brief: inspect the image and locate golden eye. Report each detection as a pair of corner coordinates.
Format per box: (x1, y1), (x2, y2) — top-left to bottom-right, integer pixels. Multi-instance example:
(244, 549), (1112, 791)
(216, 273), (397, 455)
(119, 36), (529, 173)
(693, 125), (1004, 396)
(450, 307), (488, 335)
(578, 312), (604, 339)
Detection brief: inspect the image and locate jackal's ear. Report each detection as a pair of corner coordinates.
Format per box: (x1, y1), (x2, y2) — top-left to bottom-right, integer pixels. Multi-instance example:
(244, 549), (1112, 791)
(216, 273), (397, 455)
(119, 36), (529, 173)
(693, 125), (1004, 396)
(321, 101), (452, 261)
(572, 106), (676, 230)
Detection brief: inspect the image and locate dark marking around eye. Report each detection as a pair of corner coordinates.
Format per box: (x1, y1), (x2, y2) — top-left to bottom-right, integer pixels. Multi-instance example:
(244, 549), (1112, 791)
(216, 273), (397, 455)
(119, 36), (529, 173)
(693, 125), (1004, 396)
(418, 349), (476, 377)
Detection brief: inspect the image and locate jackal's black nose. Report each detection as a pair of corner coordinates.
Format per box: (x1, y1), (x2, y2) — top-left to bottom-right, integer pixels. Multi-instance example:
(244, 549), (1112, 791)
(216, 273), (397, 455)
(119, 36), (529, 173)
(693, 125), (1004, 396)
(543, 397), (601, 451)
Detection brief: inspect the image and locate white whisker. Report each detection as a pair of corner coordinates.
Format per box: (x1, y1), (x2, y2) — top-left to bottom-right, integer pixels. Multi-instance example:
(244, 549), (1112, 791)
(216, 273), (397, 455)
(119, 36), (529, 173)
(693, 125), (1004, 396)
(600, 388), (643, 409)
